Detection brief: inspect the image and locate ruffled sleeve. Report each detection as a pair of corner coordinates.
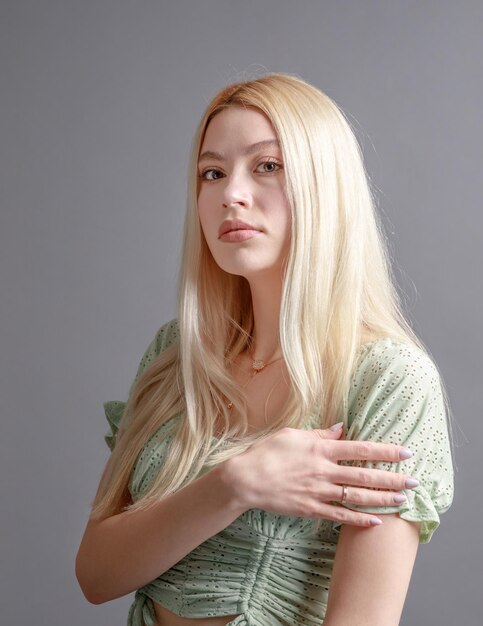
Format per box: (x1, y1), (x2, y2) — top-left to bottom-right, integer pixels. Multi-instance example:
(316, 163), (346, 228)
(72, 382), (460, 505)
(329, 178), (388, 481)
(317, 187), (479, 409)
(103, 318), (180, 452)
(335, 338), (454, 543)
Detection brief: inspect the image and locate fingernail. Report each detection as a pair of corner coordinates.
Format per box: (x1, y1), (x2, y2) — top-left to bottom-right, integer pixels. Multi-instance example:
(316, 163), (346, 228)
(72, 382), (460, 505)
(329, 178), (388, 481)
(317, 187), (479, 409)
(330, 422), (344, 431)
(405, 478), (419, 489)
(370, 517), (383, 526)
(393, 494), (407, 504)
(399, 448), (413, 460)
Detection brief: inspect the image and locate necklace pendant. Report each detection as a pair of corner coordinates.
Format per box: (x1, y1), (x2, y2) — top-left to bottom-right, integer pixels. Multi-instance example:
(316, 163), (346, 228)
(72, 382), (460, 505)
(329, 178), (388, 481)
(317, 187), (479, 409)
(252, 359), (265, 372)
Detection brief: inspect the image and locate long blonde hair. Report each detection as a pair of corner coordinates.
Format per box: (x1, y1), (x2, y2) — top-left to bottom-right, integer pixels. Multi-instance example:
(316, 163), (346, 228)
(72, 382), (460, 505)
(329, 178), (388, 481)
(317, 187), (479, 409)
(91, 73), (446, 519)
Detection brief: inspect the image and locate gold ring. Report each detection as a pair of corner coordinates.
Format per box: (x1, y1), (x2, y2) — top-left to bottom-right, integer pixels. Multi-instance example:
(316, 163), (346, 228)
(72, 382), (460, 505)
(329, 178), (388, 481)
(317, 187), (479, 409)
(341, 485), (349, 504)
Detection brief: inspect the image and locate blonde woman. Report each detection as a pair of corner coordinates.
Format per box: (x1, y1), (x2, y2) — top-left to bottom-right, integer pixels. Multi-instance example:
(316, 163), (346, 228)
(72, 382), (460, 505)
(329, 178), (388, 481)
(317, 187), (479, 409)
(76, 74), (454, 626)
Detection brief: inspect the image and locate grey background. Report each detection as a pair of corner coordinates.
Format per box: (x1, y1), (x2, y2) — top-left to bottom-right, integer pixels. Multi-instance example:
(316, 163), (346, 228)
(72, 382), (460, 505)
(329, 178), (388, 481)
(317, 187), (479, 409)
(1, 1), (480, 624)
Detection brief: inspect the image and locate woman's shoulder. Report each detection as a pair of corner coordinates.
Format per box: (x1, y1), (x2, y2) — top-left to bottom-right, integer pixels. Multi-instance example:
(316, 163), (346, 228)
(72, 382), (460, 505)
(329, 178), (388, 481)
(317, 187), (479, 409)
(348, 334), (445, 427)
(134, 318), (180, 375)
(150, 318), (180, 354)
(354, 334), (440, 387)
(348, 334), (446, 439)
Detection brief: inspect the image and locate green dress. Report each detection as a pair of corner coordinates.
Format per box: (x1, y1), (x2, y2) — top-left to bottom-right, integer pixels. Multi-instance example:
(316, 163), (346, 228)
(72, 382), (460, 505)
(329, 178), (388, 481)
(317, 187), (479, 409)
(103, 319), (453, 626)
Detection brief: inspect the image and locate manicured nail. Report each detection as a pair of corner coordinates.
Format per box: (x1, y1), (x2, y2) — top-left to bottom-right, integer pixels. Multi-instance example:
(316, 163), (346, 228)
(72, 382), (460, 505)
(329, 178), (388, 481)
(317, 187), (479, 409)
(370, 517), (383, 526)
(330, 422), (344, 431)
(393, 494), (407, 504)
(405, 478), (419, 489)
(399, 448), (413, 460)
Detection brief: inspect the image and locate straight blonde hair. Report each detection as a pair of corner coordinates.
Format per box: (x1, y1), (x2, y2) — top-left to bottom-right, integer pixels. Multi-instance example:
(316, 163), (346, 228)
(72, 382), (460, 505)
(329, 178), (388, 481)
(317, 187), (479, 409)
(91, 73), (449, 519)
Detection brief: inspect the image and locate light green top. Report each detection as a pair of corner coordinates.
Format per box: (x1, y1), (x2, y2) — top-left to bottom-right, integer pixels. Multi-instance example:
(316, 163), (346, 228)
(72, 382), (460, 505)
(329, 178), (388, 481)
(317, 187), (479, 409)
(103, 319), (454, 626)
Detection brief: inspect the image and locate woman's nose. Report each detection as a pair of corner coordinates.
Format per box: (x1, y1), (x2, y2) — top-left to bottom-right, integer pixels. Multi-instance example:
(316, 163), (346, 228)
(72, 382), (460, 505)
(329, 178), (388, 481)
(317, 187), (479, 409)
(221, 172), (253, 208)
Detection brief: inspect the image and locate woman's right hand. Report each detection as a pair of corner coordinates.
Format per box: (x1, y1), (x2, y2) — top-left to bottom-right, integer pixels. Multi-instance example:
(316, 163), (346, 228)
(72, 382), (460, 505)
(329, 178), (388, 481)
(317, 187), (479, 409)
(226, 424), (417, 527)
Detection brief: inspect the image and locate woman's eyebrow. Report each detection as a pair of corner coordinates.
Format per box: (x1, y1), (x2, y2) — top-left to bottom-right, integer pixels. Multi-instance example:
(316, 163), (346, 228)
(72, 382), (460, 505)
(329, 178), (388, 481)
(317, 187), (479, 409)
(198, 139), (280, 163)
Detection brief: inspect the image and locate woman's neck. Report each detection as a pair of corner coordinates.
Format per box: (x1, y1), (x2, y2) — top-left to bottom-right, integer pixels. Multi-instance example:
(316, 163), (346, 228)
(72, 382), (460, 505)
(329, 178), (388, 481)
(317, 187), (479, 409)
(247, 275), (283, 360)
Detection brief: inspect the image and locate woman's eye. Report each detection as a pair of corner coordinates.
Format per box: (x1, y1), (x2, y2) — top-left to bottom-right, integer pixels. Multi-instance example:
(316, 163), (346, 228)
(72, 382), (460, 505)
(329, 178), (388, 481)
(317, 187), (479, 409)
(200, 168), (224, 181)
(256, 160), (282, 174)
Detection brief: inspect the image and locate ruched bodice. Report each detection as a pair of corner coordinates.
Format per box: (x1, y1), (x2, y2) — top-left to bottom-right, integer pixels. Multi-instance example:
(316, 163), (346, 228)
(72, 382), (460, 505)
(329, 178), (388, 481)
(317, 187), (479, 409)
(130, 499), (338, 625)
(102, 319), (453, 625)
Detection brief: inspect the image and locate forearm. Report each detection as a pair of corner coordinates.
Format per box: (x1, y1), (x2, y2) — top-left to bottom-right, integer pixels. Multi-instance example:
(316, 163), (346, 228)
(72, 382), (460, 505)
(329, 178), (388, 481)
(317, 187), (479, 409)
(76, 459), (244, 604)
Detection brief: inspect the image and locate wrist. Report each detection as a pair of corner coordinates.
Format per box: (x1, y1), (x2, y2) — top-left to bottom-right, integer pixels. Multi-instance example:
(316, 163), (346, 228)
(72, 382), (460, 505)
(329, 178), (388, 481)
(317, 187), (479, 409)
(220, 455), (252, 515)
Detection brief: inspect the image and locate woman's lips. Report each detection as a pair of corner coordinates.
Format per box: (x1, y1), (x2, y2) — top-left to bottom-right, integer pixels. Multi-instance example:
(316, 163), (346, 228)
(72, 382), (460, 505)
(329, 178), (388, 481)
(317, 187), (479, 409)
(219, 229), (261, 242)
(218, 219), (262, 242)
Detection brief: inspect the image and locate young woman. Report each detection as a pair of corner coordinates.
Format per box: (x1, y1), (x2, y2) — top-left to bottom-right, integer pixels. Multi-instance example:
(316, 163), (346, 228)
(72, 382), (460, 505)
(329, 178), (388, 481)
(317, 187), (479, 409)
(76, 74), (454, 626)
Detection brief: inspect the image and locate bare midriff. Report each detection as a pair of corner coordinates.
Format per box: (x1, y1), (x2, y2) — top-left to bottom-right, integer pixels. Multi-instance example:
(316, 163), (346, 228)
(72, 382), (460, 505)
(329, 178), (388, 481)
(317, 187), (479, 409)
(153, 603), (240, 626)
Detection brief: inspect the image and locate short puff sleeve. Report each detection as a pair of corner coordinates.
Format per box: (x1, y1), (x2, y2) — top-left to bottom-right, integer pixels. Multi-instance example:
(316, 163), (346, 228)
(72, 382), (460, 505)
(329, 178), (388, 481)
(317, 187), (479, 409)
(336, 338), (454, 543)
(103, 318), (180, 451)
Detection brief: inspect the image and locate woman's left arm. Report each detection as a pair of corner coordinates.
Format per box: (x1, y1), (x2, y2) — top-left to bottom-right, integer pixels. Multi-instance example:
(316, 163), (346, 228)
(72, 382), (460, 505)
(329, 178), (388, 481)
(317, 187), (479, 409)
(324, 515), (420, 626)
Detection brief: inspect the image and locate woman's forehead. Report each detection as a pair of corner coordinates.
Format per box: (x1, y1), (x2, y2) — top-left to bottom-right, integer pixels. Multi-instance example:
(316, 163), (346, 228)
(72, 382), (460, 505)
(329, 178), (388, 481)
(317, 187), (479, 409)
(200, 106), (278, 156)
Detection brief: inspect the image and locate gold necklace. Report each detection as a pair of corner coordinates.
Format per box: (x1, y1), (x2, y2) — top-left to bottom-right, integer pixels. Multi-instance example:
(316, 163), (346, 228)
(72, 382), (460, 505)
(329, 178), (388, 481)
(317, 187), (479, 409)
(227, 352), (283, 411)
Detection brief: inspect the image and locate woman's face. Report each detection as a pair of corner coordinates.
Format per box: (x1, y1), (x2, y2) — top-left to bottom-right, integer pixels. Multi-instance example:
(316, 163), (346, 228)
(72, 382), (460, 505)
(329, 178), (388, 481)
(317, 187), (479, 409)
(197, 106), (291, 281)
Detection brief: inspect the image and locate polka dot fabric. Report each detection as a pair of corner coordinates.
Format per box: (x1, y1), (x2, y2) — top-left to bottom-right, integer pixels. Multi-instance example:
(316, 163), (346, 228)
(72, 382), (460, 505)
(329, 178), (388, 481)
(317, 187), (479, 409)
(103, 320), (453, 626)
